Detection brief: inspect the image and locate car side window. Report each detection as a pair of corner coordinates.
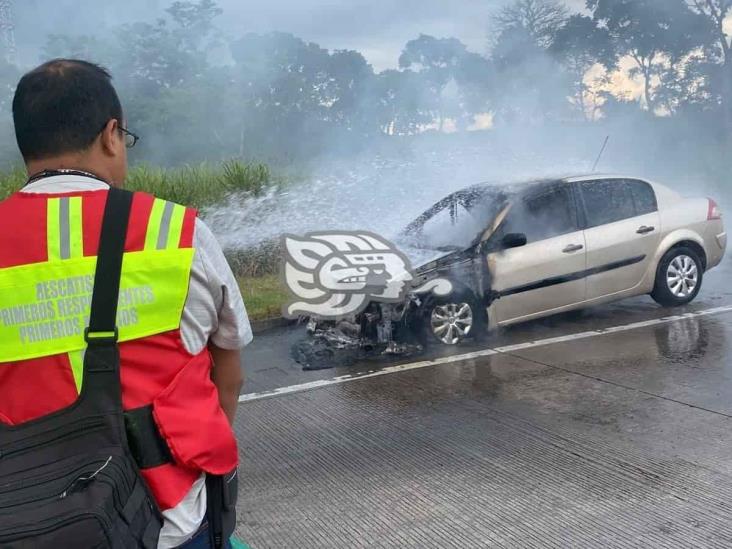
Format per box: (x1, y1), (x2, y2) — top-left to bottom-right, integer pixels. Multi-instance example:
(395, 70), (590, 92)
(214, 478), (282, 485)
(504, 186), (577, 243)
(626, 179), (657, 215)
(580, 180), (636, 228)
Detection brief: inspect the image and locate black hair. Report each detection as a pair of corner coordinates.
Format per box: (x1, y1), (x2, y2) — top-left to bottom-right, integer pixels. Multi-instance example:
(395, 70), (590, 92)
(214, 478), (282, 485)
(12, 59), (123, 161)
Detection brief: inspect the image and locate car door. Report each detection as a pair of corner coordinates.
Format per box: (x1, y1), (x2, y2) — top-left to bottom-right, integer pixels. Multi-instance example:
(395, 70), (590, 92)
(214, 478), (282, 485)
(580, 178), (661, 299)
(487, 183), (587, 325)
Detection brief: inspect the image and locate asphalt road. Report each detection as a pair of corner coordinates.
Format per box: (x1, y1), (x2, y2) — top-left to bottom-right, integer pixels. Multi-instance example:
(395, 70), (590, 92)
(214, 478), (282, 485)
(232, 257), (732, 548)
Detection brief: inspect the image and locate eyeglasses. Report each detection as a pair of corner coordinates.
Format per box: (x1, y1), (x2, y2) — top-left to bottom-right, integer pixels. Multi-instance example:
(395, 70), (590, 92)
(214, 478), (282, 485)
(119, 126), (140, 149)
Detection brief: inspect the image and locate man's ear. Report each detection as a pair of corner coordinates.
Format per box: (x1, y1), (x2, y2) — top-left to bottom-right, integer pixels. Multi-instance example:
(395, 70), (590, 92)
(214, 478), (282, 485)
(99, 118), (121, 156)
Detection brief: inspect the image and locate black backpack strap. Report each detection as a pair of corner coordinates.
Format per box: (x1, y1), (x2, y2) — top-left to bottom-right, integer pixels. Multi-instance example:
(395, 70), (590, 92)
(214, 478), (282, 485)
(80, 187), (133, 414)
(86, 187), (133, 346)
(85, 188), (175, 468)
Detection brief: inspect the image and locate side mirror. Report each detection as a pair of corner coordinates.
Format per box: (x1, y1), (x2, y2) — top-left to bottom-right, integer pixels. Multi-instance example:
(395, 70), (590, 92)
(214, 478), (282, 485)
(502, 233), (527, 249)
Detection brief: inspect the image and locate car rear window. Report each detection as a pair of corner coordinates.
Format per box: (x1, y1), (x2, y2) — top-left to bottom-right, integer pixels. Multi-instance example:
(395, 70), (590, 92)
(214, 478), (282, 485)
(580, 180), (636, 228)
(627, 179), (658, 215)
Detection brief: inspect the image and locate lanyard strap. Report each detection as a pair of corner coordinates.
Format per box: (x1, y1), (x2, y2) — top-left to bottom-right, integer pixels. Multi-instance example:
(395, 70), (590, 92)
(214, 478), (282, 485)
(26, 169), (109, 187)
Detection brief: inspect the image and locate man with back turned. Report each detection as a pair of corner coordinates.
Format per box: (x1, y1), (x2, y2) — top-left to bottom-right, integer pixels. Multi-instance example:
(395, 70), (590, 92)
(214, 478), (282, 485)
(0, 59), (252, 548)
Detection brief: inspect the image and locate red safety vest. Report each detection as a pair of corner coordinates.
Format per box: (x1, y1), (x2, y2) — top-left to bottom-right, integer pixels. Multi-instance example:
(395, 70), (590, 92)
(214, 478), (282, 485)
(0, 188), (239, 510)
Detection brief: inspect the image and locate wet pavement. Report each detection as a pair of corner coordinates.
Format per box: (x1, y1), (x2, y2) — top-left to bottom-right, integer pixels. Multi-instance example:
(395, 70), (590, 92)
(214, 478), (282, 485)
(233, 258), (732, 548)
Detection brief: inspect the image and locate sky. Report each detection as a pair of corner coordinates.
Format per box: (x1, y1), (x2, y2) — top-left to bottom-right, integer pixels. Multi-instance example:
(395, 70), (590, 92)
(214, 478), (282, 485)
(12, 0), (586, 71)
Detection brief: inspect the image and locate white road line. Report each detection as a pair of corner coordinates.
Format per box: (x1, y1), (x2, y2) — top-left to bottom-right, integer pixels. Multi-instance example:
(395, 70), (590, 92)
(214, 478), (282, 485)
(239, 305), (732, 404)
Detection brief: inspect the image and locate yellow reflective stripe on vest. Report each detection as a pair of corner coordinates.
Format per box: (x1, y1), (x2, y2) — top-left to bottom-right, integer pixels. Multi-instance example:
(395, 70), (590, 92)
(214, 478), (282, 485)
(46, 198), (61, 261)
(0, 248), (195, 363)
(68, 349), (85, 393)
(165, 203), (186, 250)
(145, 199), (166, 251)
(145, 199), (186, 251)
(47, 197), (84, 261)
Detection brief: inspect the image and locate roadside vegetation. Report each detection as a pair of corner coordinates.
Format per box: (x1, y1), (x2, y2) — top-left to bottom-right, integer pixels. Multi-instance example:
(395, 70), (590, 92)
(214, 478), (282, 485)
(227, 241), (286, 321)
(0, 161), (274, 208)
(238, 275), (289, 322)
(0, 166), (26, 200)
(126, 161), (273, 210)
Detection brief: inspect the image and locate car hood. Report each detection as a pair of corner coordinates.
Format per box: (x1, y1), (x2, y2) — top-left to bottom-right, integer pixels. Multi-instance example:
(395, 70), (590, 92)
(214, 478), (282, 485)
(394, 241), (474, 281)
(397, 243), (452, 270)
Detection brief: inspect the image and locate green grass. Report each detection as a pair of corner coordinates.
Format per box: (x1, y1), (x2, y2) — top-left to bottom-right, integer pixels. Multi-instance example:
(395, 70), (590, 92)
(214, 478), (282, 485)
(238, 275), (289, 321)
(225, 241), (281, 279)
(126, 160), (273, 210)
(0, 160), (275, 210)
(0, 166), (29, 200)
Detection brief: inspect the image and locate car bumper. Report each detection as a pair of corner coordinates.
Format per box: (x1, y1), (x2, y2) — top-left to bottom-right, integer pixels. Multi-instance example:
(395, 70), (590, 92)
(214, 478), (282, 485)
(716, 232), (727, 251)
(706, 229), (726, 270)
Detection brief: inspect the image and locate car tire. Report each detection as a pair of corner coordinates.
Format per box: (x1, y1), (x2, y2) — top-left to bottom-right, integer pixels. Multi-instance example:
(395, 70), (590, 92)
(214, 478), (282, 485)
(651, 246), (704, 307)
(421, 293), (487, 346)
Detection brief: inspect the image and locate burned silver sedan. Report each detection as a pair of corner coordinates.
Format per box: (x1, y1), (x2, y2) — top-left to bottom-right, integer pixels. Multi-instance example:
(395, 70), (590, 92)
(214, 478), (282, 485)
(294, 175), (726, 368)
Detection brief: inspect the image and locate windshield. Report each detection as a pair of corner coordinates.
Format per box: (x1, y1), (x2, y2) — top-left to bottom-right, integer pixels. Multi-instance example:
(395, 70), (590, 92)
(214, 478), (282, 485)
(400, 187), (508, 252)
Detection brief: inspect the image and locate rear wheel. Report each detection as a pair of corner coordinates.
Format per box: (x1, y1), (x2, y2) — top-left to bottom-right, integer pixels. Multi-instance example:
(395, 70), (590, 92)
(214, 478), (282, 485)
(651, 246), (703, 307)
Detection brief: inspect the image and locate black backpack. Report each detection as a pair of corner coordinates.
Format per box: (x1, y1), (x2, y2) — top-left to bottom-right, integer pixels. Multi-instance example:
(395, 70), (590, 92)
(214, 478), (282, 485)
(0, 188), (163, 548)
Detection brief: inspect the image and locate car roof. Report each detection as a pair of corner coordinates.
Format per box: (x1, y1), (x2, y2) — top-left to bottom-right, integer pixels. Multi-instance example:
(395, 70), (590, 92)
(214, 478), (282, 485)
(470, 174), (645, 191)
(463, 178), (559, 196)
(561, 174), (647, 183)
(455, 175), (658, 203)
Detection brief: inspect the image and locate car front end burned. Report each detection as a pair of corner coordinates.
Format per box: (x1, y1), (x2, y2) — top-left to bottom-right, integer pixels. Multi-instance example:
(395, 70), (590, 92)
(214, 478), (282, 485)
(292, 233), (494, 370)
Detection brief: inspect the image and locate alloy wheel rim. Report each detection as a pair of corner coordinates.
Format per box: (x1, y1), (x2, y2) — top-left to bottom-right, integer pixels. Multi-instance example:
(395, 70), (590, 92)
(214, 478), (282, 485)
(666, 255), (698, 298)
(431, 302), (473, 345)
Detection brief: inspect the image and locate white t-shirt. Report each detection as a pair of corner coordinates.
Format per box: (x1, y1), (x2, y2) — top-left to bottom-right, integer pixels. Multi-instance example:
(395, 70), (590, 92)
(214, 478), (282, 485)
(22, 175), (252, 548)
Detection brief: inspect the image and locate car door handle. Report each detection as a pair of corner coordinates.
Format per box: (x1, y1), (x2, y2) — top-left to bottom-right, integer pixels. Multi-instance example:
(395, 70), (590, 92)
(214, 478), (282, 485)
(563, 244), (584, 253)
(637, 226), (655, 235)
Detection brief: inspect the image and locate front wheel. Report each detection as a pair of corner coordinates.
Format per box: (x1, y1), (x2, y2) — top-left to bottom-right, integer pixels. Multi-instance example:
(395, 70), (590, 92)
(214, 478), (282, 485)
(651, 247), (703, 307)
(422, 295), (486, 345)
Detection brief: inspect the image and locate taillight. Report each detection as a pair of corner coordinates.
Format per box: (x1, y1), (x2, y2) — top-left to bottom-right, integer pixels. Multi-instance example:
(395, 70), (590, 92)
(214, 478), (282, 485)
(708, 199), (722, 220)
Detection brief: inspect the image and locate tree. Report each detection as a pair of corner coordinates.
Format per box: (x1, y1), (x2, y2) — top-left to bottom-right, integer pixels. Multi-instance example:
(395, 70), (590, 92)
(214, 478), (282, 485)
(114, 0), (222, 90)
(488, 0), (574, 125)
(167, 0), (222, 34)
(685, 1), (732, 131)
(229, 33), (382, 156)
(687, 0), (731, 61)
(230, 32), (330, 155)
(491, 0), (570, 49)
(42, 35), (110, 62)
(371, 69), (433, 135)
(166, 0), (222, 72)
(654, 50), (716, 112)
(398, 34), (492, 131)
(323, 49), (374, 133)
(491, 25), (573, 124)
(452, 52), (494, 130)
(588, 0), (711, 113)
(0, 57), (19, 166)
(399, 35), (468, 131)
(550, 15), (616, 119)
